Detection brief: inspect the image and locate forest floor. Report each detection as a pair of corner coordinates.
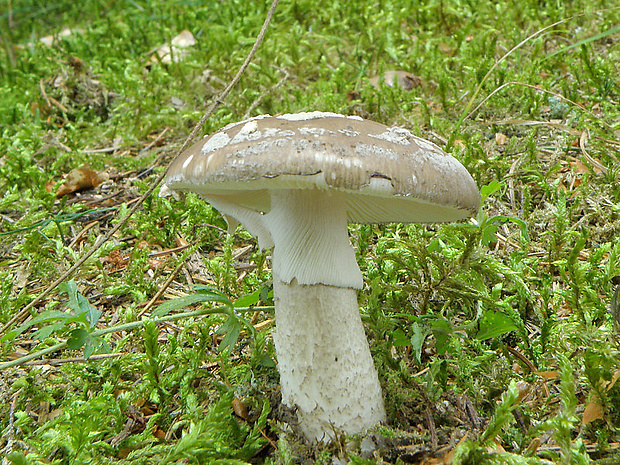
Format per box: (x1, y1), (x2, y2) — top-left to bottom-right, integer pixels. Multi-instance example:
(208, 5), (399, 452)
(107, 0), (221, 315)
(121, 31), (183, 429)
(1, 1), (620, 464)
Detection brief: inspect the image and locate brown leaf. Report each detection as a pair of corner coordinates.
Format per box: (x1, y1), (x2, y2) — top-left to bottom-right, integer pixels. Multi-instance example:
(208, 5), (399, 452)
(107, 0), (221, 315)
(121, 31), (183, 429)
(495, 133), (508, 146)
(515, 380), (531, 402)
(232, 397), (248, 420)
(369, 71), (422, 91)
(607, 370), (620, 390)
(39, 27), (75, 47)
(56, 163), (109, 197)
(582, 395), (604, 425)
(45, 179), (56, 193)
(346, 89), (361, 101)
(148, 30), (196, 65)
(570, 159), (590, 174)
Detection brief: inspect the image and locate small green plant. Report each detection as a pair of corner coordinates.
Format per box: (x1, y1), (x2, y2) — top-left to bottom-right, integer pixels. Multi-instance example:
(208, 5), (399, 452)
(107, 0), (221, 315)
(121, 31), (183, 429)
(2, 0), (620, 463)
(1, 280), (108, 359)
(153, 284), (258, 354)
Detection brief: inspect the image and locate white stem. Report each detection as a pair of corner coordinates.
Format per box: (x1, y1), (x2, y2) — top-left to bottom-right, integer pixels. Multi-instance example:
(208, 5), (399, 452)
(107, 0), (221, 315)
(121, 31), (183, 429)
(205, 188), (386, 441)
(272, 279), (386, 442)
(265, 189), (363, 289)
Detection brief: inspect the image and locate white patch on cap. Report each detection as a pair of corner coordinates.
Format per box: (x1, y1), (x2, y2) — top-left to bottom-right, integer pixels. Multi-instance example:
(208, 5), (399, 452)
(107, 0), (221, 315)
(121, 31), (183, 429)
(263, 128), (296, 138)
(339, 129), (360, 137)
(221, 114), (271, 132)
(230, 120), (262, 145)
(182, 154), (194, 169)
(204, 152), (214, 169)
(278, 111), (363, 122)
(299, 127), (329, 137)
(368, 127), (412, 145)
(193, 161), (204, 177)
(202, 132), (231, 154)
(412, 136), (444, 154)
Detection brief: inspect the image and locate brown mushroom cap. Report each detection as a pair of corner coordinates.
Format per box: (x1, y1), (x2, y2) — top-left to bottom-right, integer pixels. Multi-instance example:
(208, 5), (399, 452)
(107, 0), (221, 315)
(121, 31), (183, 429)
(164, 112), (480, 223)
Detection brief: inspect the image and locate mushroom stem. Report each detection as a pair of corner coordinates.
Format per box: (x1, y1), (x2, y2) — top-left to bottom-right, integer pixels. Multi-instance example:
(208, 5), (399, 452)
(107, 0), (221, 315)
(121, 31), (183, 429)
(265, 189), (385, 441)
(272, 279), (386, 442)
(266, 189), (363, 289)
(206, 188), (386, 441)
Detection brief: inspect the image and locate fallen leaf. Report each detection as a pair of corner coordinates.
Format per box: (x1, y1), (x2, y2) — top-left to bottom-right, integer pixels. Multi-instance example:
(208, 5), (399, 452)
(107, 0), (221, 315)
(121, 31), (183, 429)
(607, 370), (620, 390)
(149, 30), (196, 65)
(45, 179), (56, 193)
(346, 89), (361, 101)
(536, 370), (559, 379)
(582, 395), (604, 425)
(570, 159), (590, 174)
(488, 440), (506, 453)
(56, 164), (110, 197)
(39, 27), (75, 47)
(369, 70), (422, 91)
(515, 380), (531, 402)
(495, 133), (508, 145)
(232, 397), (248, 420)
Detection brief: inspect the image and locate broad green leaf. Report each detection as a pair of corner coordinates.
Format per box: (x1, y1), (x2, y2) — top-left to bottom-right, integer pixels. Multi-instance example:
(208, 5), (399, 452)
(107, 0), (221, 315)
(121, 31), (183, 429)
(480, 180), (504, 200)
(392, 329), (411, 347)
(31, 321), (66, 341)
(410, 323), (429, 365)
(59, 280), (79, 308)
(1, 310), (70, 341)
(59, 280), (101, 327)
(194, 285), (234, 308)
(67, 328), (90, 350)
(153, 285), (234, 317)
(76, 293), (101, 327)
(258, 353), (276, 368)
(217, 316), (242, 353)
(233, 289), (260, 308)
(83, 339), (97, 359)
(487, 215), (530, 242)
(431, 318), (453, 354)
(477, 310), (518, 341)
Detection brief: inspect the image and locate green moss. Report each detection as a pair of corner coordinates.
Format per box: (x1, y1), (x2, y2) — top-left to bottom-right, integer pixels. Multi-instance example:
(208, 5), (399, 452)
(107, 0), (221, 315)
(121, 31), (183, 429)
(1, 0), (620, 463)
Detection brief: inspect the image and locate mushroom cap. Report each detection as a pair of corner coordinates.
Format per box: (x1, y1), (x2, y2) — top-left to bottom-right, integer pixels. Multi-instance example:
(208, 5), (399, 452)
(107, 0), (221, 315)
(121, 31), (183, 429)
(164, 111), (480, 223)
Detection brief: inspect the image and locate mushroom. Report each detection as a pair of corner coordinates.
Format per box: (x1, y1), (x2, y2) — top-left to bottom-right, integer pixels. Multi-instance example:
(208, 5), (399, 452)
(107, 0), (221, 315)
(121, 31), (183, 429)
(162, 111), (480, 442)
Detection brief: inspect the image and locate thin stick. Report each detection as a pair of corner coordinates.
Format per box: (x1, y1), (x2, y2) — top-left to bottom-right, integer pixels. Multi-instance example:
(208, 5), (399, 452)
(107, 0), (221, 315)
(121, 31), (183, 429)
(465, 81), (613, 131)
(451, 19), (570, 137)
(137, 255), (190, 318)
(24, 352), (125, 366)
(0, 0), (280, 337)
